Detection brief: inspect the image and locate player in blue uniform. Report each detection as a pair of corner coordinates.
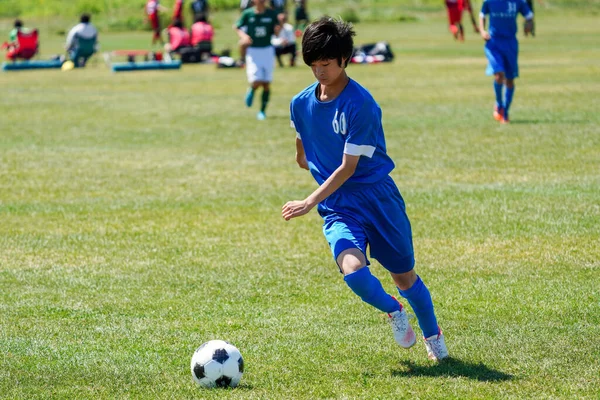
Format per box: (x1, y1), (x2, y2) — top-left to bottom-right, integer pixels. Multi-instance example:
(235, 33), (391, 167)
(479, 0), (534, 123)
(282, 17), (448, 362)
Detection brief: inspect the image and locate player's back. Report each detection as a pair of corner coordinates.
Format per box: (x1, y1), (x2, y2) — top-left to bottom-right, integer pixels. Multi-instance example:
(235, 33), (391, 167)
(482, 0), (532, 39)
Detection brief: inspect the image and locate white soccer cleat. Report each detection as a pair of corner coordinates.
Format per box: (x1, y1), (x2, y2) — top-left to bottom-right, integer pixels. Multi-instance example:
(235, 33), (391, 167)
(424, 328), (449, 362)
(388, 308), (416, 349)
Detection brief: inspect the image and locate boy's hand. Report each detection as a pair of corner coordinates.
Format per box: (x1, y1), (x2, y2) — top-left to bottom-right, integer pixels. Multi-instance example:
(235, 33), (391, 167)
(480, 30), (491, 41)
(282, 200), (312, 220)
(524, 19), (534, 36)
(239, 35), (252, 46)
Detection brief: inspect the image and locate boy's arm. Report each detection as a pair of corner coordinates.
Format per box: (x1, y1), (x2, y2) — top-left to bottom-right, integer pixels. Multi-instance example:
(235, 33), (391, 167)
(235, 14), (252, 44)
(236, 28), (252, 45)
(479, 14), (489, 40)
(65, 26), (77, 49)
(282, 153), (359, 221)
(295, 137), (308, 170)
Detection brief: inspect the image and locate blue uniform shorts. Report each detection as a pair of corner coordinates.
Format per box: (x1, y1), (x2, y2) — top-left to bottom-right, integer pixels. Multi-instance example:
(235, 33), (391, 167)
(485, 37), (519, 80)
(318, 176), (415, 274)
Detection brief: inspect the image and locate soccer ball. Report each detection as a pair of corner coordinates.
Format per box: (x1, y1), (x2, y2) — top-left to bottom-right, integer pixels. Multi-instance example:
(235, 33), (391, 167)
(190, 340), (244, 388)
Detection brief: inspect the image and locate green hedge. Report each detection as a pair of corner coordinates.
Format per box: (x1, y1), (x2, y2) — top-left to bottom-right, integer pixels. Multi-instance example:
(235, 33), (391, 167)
(0, 0), (243, 18)
(1, 0), (598, 26)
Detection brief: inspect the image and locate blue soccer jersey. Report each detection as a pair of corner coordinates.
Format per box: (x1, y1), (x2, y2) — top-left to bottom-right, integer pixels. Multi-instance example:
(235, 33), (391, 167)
(480, 0), (533, 39)
(290, 79), (394, 190)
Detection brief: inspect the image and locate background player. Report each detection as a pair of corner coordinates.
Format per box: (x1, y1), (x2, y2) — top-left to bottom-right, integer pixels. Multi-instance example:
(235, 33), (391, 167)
(479, 0), (534, 123)
(235, 0), (281, 120)
(146, 0), (167, 46)
(282, 16), (449, 362)
(445, 0), (479, 41)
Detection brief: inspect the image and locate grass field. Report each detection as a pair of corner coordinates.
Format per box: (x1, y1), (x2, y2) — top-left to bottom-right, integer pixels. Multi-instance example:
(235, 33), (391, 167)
(1, 10), (599, 400)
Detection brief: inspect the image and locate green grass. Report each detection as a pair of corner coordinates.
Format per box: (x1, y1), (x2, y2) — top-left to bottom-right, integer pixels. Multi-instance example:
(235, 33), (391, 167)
(1, 11), (599, 400)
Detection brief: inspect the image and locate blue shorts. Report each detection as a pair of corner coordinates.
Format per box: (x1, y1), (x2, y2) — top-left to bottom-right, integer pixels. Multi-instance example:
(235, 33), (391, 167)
(485, 38), (519, 80)
(318, 176), (415, 274)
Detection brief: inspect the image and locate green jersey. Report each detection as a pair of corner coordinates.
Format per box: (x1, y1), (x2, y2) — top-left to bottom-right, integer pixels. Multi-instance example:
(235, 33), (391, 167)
(236, 8), (280, 48)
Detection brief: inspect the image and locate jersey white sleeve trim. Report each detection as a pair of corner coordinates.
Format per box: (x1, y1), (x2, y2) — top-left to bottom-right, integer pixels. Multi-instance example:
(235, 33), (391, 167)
(524, 11), (534, 20)
(479, 12), (486, 18)
(344, 143), (375, 158)
(290, 120), (301, 138)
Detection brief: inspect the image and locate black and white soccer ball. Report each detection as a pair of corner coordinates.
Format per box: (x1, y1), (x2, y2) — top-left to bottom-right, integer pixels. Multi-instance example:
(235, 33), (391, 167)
(190, 340), (244, 388)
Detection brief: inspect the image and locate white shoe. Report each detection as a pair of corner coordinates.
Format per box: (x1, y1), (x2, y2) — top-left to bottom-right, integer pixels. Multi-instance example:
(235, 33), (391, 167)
(388, 308), (416, 348)
(424, 328), (449, 361)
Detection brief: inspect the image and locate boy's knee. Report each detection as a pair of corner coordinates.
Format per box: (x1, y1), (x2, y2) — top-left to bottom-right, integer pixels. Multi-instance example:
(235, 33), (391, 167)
(391, 269), (417, 291)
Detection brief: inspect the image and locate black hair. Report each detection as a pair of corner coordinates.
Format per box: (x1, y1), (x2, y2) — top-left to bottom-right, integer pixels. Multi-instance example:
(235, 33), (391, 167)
(80, 13), (91, 24)
(14, 19), (23, 28)
(173, 18), (183, 28)
(302, 16), (355, 67)
(194, 15), (207, 23)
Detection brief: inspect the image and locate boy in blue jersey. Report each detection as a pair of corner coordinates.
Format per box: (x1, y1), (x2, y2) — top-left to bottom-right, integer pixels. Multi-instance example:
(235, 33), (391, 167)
(282, 17), (448, 362)
(479, 0), (534, 123)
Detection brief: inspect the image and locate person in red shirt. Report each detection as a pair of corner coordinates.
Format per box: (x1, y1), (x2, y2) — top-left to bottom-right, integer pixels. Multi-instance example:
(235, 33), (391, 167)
(190, 15), (214, 61)
(190, 15), (214, 45)
(445, 0), (478, 41)
(146, 0), (167, 45)
(165, 18), (191, 54)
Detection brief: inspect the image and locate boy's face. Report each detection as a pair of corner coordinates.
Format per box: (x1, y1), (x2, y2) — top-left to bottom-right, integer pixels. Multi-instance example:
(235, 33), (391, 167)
(310, 58), (346, 85)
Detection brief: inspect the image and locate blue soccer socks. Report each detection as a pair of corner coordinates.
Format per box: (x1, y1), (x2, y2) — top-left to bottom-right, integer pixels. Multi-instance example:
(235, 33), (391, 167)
(397, 276), (439, 338)
(494, 81), (504, 109)
(344, 267), (402, 314)
(504, 86), (515, 120)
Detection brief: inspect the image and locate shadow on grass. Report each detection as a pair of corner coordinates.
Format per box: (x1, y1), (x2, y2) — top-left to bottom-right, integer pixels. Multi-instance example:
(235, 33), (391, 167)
(391, 357), (513, 382)
(509, 119), (587, 124)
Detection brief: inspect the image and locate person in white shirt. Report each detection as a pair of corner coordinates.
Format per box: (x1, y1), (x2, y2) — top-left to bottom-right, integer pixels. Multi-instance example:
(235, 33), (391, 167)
(65, 14), (98, 67)
(271, 14), (296, 67)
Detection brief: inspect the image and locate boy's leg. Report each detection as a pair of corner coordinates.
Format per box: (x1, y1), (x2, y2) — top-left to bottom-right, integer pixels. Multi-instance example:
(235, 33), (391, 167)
(246, 83), (258, 108)
(257, 49), (275, 119)
(504, 79), (515, 122)
(289, 43), (297, 66)
(392, 272), (439, 338)
(257, 83), (269, 120)
(493, 73), (505, 120)
(324, 216), (415, 348)
(340, 250), (416, 349)
(485, 41), (507, 120)
(245, 49), (259, 107)
(502, 42), (519, 122)
(260, 84), (270, 113)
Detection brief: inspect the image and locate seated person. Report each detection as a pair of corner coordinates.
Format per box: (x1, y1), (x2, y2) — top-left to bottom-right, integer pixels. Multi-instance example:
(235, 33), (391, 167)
(65, 14), (98, 67)
(190, 15), (214, 60)
(2, 19), (38, 61)
(271, 14), (296, 67)
(165, 18), (191, 54)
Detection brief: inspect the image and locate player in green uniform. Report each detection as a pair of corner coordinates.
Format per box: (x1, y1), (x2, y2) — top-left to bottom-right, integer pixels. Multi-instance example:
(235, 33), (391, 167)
(236, 0), (281, 120)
